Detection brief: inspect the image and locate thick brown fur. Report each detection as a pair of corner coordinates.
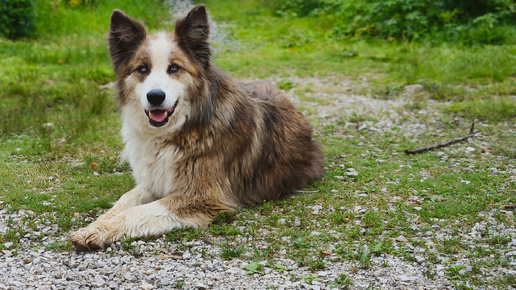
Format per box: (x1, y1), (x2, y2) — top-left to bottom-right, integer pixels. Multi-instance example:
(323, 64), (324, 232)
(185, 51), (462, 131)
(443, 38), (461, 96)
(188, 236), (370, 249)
(70, 5), (324, 251)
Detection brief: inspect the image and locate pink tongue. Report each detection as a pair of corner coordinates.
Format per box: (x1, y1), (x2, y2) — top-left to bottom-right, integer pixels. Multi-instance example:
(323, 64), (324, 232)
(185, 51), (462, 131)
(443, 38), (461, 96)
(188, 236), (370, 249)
(149, 110), (167, 122)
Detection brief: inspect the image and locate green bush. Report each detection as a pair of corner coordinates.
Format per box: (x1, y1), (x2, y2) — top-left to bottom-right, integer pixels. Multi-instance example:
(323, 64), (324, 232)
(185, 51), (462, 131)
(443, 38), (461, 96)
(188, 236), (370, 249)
(0, 0), (36, 39)
(271, 0), (516, 44)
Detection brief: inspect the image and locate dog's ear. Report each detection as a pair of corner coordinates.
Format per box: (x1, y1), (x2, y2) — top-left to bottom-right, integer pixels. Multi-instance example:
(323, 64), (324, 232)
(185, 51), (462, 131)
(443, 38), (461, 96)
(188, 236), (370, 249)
(109, 10), (146, 75)
(175, 5), (210, 68)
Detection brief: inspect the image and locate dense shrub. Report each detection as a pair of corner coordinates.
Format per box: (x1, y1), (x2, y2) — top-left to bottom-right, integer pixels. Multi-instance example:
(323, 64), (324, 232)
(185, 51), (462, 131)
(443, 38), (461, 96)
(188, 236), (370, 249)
(0, 0), (36, 39)
(271, 0), (516, 44)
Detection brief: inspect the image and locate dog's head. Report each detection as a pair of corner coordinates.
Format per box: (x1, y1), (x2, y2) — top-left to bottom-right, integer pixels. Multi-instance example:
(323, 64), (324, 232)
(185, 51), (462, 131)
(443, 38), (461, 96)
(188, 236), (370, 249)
(109, 5), (211, 133)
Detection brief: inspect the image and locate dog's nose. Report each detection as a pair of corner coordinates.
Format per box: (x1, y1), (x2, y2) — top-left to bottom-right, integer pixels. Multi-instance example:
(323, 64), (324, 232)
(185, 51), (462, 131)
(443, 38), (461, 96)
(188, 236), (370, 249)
(147, 89), (166, 106)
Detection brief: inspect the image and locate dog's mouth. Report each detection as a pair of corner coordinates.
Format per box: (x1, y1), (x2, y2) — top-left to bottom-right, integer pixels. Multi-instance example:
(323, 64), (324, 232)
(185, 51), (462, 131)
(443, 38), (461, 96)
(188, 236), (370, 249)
(144, 101), (178, 127)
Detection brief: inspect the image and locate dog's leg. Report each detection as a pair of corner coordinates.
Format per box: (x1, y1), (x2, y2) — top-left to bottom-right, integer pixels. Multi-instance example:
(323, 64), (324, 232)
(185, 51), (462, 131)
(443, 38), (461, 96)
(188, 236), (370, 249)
(70, 194), (236, 251)
(95, 186), (155, 221)
(70, 186), (156, 251)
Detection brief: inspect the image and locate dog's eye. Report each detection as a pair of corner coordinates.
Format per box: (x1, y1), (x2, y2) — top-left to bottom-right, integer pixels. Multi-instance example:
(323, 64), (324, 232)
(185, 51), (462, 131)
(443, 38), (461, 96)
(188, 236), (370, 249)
(137, 65), (148, 74)
(168, 64), (180, 74)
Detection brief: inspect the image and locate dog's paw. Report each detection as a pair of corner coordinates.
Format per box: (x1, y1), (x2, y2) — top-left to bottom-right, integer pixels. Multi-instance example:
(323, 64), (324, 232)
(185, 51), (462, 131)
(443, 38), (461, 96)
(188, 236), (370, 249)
(70, 224), (116, 252)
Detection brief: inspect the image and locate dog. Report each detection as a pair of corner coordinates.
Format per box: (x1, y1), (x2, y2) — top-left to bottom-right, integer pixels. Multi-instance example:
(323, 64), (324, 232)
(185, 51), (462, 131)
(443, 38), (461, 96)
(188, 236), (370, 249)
(70, 4), (324, 251)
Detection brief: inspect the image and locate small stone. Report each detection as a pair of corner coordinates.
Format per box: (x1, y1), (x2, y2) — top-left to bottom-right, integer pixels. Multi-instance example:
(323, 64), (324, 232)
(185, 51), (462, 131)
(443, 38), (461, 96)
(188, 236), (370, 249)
(4, 242), (13, 249)
(294, 218), (301, 227)
(183, 252), (192, 259)
(311, 205), (322, 215)
(161, 278), (171, 286)
(346, 171), (358, 177)
(195, 283), (208, 289)
(93, 172), (100, 177)
(395, 235), (409, 243)
(398, 274), (417, 282)
(140, 282), (154, 290)
(94, 274), (105, 286)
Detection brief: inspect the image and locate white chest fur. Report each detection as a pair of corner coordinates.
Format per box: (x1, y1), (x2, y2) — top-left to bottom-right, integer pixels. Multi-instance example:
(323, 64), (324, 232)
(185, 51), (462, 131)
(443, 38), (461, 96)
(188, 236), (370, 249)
(120, 121), (182, 199)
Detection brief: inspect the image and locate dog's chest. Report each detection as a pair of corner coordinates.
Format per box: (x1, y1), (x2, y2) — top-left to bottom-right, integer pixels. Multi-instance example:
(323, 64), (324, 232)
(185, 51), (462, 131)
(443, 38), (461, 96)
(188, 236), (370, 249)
(123, 133), (181, 198)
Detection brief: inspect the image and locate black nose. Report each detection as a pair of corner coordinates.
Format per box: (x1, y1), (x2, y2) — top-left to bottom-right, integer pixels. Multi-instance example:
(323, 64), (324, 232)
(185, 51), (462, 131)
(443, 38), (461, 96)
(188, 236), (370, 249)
(147, 89), (166, 106)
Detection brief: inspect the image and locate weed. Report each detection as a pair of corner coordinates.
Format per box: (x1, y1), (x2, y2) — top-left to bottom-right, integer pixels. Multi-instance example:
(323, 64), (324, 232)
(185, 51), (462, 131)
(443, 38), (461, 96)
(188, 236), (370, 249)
(243, 262), (264, 275)
(175, 277), (185, 289)
(335, 273), (353, 286)
(445, 263), (467, 281)
(293, 237), (310, 249)
(278, 79), (295, 90)
(219, 240), (246, 260)
(302, 274), (322, 285)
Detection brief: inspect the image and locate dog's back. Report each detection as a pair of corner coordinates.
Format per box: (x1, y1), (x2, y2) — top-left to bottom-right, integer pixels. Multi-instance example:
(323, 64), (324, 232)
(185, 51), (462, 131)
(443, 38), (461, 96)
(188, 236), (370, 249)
(228, 81), (324, 204)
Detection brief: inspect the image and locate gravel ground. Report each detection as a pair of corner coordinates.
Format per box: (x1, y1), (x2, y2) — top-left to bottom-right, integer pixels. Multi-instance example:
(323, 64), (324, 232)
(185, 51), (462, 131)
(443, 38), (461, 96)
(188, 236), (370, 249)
(1, 1), (515, 289)
(1, 203), (515, 289)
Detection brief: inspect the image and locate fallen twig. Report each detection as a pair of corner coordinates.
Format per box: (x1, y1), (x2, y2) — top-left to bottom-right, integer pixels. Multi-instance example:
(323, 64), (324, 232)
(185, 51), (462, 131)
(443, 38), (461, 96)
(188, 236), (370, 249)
(405, 122), (476, 155)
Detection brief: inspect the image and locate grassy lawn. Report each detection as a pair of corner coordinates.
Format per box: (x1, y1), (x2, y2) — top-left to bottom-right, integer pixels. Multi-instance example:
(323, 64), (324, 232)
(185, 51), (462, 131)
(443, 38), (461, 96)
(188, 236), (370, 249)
(1, 0), (515, 288)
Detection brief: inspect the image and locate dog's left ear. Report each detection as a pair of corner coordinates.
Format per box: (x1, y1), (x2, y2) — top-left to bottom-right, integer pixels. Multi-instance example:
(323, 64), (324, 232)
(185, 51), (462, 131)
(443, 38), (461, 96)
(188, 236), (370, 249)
(175, 5), (210, 68)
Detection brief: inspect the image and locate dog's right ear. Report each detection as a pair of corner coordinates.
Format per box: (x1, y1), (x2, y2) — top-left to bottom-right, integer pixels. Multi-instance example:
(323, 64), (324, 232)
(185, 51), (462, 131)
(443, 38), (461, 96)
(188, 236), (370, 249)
(108, 10), (146, 75)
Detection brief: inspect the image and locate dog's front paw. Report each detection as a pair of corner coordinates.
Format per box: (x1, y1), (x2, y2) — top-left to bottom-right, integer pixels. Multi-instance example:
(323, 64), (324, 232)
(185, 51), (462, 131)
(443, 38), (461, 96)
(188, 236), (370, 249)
(70, 223), (118, 251)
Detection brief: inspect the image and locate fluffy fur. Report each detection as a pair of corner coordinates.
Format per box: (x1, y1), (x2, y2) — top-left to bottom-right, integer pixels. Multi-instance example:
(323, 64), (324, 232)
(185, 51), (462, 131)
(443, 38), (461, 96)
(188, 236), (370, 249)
(70, 5), (324, 251)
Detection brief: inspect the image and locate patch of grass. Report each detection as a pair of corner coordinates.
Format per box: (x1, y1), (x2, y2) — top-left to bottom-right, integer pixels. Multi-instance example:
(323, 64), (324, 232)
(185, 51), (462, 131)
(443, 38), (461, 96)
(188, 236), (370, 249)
(219, 240), (246, 260)
(444, 97), (516, 122)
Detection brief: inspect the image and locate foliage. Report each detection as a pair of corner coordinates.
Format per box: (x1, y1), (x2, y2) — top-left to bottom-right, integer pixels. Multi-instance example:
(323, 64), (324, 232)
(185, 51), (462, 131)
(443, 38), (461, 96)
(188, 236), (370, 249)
(0, 0), (37, 39)
(270, 0), (516, 44)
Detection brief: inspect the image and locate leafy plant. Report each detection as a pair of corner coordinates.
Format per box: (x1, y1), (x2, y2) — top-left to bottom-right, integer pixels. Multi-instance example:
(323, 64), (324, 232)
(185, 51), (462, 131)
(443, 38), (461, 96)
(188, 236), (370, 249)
(302, 274), (323, 285)
(335, 273), (353, 286)
(0, 0), (36, 39)
(446, 263), (467, 280)
(270, 0), (516, 44)
(242, 263), (264, 275)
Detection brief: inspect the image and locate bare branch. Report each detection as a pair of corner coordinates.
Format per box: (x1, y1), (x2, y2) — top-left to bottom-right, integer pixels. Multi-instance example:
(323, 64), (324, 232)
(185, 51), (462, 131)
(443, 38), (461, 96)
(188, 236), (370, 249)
(405, 122), (476, 155)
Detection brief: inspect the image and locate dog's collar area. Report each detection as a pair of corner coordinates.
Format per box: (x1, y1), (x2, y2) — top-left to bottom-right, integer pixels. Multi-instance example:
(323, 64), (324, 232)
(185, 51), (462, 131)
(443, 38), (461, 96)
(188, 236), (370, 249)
(144, 101), (178, 127)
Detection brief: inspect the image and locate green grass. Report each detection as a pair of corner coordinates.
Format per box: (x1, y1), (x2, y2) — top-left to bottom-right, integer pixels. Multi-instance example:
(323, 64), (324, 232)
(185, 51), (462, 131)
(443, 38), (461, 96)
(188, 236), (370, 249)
(0, 0), (515, 288)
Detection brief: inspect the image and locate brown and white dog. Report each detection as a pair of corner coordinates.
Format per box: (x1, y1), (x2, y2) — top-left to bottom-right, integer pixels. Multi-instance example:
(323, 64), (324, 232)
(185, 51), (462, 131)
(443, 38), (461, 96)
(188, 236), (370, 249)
(70, 5), (324, 251)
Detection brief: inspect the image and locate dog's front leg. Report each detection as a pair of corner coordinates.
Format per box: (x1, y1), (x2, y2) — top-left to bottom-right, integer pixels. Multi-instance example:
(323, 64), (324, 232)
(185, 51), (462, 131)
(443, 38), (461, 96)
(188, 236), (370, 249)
(70, 186), (156, 251)
(95, 186), (155, 221)
(70, 194), (236, 251)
